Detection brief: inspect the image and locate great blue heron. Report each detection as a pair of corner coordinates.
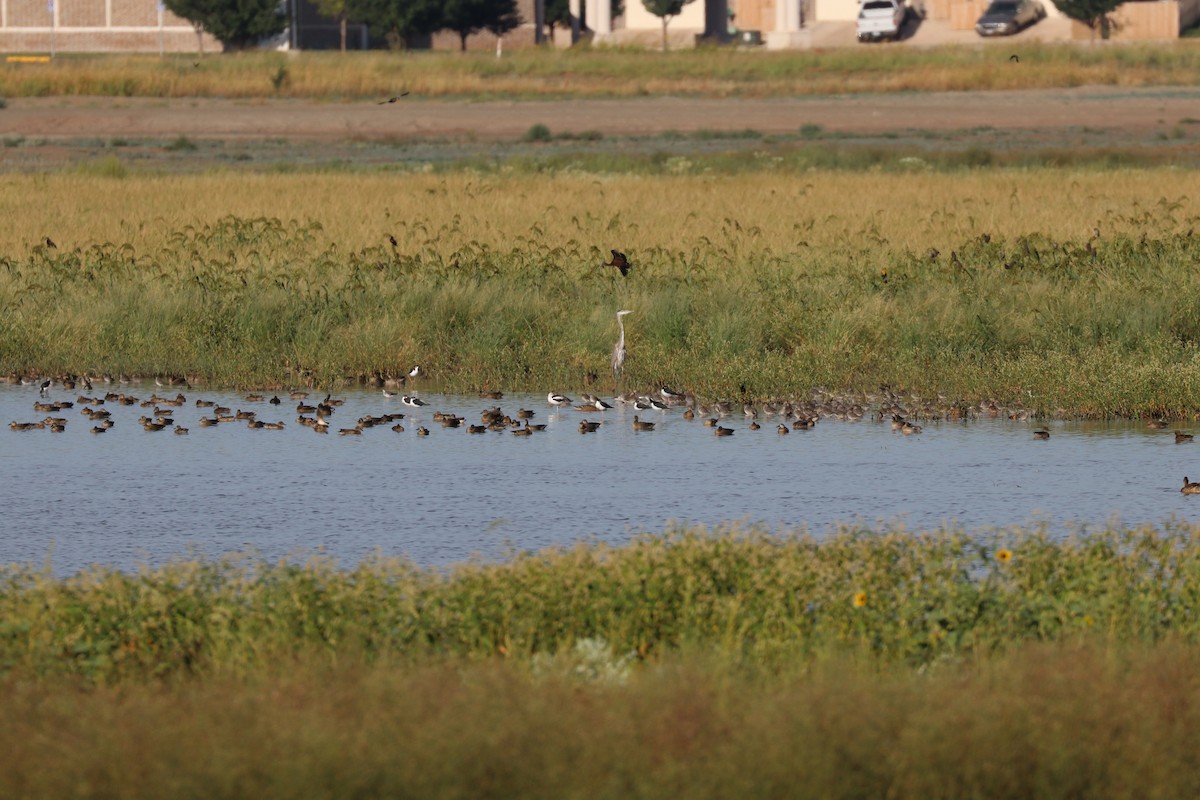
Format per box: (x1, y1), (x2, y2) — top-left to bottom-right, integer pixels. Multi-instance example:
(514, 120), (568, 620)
(612, 310), (633, 384)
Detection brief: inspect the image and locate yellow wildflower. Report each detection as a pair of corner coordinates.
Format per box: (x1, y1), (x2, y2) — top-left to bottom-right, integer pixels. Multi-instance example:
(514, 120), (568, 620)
(996, 549), (1013, 564)
(853, 591), (868, 608)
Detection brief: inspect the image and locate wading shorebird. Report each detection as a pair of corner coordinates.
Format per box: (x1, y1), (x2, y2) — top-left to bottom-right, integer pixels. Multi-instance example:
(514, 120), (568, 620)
(547, 392), (572, 408)
(612, 310), (633, 384)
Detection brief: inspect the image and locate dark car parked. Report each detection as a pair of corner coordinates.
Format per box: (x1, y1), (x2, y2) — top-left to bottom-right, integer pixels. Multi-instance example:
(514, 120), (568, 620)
(975, 0), (1045, 35)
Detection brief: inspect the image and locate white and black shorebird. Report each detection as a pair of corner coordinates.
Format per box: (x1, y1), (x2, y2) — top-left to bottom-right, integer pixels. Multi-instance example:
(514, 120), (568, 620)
(547, 392), (572, 408)
(660, 386), (684, 402)
(38, 378), (51, 396)
(581, 393), (613, 411)
(401, 395), (428, 408)
(408, 365), (424, 379)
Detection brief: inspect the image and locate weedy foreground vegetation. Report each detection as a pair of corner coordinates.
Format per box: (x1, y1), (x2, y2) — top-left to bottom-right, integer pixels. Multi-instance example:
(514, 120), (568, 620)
(8, 526), (1200, 797)
(3, 169), (1200, 415)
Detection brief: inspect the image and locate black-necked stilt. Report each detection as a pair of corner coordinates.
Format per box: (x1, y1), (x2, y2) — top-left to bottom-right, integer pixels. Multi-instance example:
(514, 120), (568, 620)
(401, 395), (427, 408)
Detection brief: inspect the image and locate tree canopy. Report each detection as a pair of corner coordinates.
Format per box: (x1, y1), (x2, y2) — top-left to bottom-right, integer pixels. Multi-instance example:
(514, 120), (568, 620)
(351, 0), (442, 47)
(1050, 0), (1122, 39)
(642, 0), (696, 50)
(164, 0), (287, 51)
(441, 0), (521, 50)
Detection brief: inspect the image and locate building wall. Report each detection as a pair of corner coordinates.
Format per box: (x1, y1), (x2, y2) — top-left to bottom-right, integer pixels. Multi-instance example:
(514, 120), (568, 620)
(0, 0), (220, 52)
(1070, 0), (1190, 38)
(624, 0), (708, 30)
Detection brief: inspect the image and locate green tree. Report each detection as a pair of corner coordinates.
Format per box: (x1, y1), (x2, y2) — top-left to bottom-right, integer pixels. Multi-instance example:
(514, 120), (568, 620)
(164, 0), (287, 51)
(542, 0), (624, 40)
(641, 0), (695, 50)
(545, 0), (571, 36)
(353, 0), (440, 48)
(313, 0), (351, 51)
(440, 0), (520, 50)
(1050, 0), (1122, 39)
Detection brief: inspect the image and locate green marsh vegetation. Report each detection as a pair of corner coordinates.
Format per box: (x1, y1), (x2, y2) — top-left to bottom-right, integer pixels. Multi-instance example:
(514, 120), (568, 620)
(9, 526), (1200, 797)
(3, 170), (1200, 415)
(4, 44), (1200, 99)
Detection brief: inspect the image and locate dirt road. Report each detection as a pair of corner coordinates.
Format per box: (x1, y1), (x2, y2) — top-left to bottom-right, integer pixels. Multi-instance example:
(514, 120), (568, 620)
(3, 87), (1198, 141)
(1, 87), (1198, 172)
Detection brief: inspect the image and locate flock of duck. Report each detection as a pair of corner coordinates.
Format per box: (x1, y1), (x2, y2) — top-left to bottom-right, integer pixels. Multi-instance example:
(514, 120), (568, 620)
(7, 373), (1200, 492)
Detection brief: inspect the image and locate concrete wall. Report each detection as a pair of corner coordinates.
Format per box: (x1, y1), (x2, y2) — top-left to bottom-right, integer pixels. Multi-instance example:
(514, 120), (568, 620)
(0, 0), (220, 52)
(624, 0), (708, 31)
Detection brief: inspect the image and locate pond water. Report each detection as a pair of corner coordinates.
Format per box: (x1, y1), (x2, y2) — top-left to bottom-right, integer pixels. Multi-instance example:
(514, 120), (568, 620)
(1, 383), (1197, 575)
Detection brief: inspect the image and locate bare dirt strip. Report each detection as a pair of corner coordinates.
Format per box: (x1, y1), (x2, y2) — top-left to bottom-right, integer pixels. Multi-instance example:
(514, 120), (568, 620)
(2, 88), (1198, 139)
(1, 88), (1198, 170)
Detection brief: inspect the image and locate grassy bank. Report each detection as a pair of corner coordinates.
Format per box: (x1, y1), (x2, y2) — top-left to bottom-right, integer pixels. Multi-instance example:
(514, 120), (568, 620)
(8, 527), (1200, 797)
(3, 44), (1200, 100)
(4, 643), (1200, 799)
(2, 171), (1200, 412)
(5, 524), (1200, 681)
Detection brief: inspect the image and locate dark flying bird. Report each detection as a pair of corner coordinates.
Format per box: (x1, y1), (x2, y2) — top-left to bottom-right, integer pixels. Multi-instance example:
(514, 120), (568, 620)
(604, 250), (630, 277)
(378, 92), (410, 104)
(45, 237), (57, 249)
(1009, 54), (1019, 63)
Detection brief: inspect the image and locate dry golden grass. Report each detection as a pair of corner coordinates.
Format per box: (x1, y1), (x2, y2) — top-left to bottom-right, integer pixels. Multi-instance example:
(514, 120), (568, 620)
(4, 45), (1200, 99)
(3, 169), (1194, 256)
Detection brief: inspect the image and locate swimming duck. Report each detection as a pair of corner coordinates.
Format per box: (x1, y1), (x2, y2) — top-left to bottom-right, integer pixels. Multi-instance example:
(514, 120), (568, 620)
(1177, 431), (1194, 444)
(777, 424), (789, 435)
(714, 426), (734, 437)
(1034, 428), (1050, 440)
(1183, 477), (1200, 494)
(632, 416), (655, 431)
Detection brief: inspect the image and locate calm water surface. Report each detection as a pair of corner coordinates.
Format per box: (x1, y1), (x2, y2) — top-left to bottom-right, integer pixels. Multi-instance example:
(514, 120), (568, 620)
(2, 384), (1197, 575)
